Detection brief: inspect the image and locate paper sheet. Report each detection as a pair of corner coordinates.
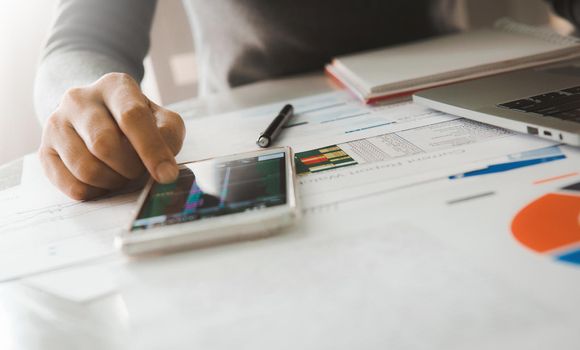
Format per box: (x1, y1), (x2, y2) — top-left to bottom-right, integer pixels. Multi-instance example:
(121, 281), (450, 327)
(113, 145), (580, 349)
(295, 119), (557, 207)
(0, 91), (564, 292)
(178, 90), (557, 209)
(24, 265), (118, 303)
(1, 89), (579, 346)
(175, 91), (461, 162)
(0, 155), (132, 283)
(118, 184), (580, 349)
(0, 91), (557, 283)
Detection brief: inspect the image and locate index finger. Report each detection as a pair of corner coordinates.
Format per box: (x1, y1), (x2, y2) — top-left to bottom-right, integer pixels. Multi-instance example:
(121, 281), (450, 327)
(97, 73), (178, 184)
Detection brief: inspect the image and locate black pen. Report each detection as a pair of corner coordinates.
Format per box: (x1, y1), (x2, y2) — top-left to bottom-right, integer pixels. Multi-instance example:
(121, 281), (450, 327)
(257, 104), (294, 148)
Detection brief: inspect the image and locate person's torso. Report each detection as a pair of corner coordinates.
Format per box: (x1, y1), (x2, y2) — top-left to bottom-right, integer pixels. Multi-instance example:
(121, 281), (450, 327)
(182, 0), (461, 95)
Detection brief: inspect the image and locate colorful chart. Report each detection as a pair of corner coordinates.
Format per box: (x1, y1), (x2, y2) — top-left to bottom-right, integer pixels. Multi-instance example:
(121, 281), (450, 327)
(295, 145), (357, 175)
(511, 182), (580, 265)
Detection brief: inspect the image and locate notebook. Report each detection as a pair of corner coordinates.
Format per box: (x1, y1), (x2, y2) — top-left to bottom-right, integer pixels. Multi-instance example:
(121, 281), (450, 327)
(326, 18), (580, 104)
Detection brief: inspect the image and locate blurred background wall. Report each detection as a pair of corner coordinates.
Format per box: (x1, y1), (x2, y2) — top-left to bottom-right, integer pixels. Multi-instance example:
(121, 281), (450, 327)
(0, 1), (55, 165)
(0, 0), (573, 166)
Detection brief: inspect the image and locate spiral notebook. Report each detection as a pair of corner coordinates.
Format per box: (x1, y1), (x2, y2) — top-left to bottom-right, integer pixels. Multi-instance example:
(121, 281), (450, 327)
(326, 18), (580, 104)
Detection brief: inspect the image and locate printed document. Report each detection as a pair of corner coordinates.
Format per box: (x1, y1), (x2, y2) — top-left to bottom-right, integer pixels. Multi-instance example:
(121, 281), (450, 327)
(0, 91), (560, 282)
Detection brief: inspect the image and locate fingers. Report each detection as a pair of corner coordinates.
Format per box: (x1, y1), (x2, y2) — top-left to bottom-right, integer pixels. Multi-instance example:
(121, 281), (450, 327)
(48, 121), (129, 190)
(69, 103), (146, 180)
(39, 72), (185, 201)
(98, 73), (179, 183)
(39, 147), (108, 201)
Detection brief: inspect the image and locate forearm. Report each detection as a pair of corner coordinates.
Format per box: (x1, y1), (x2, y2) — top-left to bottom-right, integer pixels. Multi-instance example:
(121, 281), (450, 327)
(34, 51), (144, 124)
(34, 0), (157, 124)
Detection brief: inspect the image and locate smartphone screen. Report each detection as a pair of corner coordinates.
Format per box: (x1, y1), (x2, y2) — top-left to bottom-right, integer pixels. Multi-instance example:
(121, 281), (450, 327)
(131, 152), (287, 231)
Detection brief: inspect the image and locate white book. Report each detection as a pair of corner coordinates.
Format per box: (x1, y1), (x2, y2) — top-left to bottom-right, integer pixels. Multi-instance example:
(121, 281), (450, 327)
(326, 18), (580, 104)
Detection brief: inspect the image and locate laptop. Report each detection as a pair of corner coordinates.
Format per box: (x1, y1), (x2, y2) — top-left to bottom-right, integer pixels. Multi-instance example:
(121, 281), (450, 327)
(413, 59), (580, 146)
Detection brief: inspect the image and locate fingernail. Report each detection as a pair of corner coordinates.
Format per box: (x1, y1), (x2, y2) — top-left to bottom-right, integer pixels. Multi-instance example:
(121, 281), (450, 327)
(156, 161), (178, 183)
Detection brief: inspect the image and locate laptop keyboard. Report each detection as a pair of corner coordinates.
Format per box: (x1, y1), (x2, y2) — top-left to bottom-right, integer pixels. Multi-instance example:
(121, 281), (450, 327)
(498, 85), (580, 122)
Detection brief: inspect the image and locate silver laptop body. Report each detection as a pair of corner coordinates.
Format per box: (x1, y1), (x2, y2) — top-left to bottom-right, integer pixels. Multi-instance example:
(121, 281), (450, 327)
(413, 60), (580, 146)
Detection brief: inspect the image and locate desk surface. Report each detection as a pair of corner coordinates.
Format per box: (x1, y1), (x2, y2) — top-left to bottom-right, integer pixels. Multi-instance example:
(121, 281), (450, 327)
(1, 72), (579, 350)
(0, 73), (337, 350)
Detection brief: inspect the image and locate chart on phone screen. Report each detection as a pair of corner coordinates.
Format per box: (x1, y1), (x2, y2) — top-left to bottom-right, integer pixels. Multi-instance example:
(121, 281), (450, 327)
(132, 152), (287, 231)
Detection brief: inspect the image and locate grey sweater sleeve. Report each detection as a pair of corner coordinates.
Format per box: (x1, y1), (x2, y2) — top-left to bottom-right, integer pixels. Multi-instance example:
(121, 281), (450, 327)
(34, 0), (157, 124)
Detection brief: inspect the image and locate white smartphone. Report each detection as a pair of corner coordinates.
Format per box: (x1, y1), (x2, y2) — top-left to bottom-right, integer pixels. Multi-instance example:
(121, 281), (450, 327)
(117, 147), (299, 256)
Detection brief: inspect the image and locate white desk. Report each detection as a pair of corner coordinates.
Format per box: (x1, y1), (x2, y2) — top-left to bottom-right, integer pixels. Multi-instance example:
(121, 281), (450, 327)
(1, 72), (579, 350)
(0, 73), (335, 350)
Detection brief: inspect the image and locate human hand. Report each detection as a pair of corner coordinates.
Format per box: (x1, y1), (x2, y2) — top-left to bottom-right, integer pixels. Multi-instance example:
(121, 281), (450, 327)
(39, 73), (185, 200)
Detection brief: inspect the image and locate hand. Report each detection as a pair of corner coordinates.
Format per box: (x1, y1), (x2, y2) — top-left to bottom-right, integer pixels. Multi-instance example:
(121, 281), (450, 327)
(39, 72), (185, 200)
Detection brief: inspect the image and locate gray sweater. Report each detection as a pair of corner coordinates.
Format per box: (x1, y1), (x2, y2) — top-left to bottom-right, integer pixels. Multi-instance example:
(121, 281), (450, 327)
(34, 0), (579, 123)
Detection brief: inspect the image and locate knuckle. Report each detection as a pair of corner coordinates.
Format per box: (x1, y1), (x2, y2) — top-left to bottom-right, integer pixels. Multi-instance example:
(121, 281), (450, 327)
(45, 112), (63, 130)
(100, 72), (133, 85)
(74, 156), (101, 185)
(88, 131), (118, 161)
(61, 87), (86, 104)
(161, 109), (184, 128)
(67, 183), (92, 201)
(158, 124), (173, 138)
(119, 103), (150, 128)
(38, 147), (56, 174)
(166, 110), (183, 123)
(159, 111), (185, 136)
(42, 114), (65, 145)
(172, 112), (185, 132)
(38, 146), (53, 160)
(158, 126), (182, 155)
(59, 86), (93, 114)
